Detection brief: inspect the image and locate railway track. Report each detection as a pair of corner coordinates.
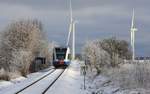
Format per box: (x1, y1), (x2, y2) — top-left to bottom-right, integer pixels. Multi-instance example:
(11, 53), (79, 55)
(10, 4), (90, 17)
(15, 68), (55, 94)
(15, 68), (65, 94)
(42, 69), (65, 94)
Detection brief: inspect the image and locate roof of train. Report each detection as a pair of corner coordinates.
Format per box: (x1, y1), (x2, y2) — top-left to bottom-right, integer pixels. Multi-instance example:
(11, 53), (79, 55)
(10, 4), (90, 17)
(54, 46), (70, 49)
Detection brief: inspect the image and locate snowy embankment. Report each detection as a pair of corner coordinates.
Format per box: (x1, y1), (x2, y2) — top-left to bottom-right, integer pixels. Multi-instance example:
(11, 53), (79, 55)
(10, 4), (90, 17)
(0, 67), (54, 94)
(85, 74), (120, 94)
(86, 75), (150, 94)
(85, 63), (150, 94)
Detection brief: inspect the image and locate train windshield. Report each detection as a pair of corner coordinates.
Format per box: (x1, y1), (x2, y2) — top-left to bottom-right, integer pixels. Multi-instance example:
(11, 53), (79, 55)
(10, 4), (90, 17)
(55, 48), (67, 60)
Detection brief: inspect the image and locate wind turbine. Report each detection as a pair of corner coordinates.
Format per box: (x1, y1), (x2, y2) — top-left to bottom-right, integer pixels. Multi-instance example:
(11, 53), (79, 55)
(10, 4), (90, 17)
(66, 0), (76, 60)
(130, 9), (138, 61)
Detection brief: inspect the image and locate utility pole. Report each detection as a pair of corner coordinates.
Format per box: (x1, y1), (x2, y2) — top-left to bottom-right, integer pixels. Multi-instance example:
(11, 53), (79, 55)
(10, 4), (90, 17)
(130, 9), (138, 61)
(83, 60), (87, 90)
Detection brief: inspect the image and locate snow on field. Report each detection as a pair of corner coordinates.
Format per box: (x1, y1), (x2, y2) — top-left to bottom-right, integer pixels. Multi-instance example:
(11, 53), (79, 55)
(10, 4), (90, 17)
(85, 74), (121, 94)
(85, 68), (150, 94)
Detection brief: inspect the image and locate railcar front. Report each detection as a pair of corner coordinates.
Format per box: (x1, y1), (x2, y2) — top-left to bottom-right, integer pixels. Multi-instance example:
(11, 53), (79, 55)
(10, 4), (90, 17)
(53, 47), (70, 68)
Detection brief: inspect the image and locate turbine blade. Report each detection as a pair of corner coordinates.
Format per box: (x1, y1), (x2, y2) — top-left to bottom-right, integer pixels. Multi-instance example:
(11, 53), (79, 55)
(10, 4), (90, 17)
(70, 0), (73, 22)
(131, 8), (135, 29)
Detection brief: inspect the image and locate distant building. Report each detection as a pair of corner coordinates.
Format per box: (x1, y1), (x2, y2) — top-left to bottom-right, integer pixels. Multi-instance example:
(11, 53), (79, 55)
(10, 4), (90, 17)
(135, 57), (150, 60)
(30, 57), (49, 72)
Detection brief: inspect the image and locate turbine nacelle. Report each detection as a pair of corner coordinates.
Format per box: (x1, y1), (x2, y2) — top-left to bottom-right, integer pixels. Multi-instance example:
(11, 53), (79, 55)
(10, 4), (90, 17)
(131, 28), (138, 32)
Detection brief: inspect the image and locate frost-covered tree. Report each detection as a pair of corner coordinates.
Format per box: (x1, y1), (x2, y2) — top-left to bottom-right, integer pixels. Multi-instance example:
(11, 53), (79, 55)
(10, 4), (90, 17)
(12, 50), (32, 77)
(101, 37), (131, 67)
(82, 37), (131, 74)
(0, 19), (51, 77)
(82, 40), (110, 74)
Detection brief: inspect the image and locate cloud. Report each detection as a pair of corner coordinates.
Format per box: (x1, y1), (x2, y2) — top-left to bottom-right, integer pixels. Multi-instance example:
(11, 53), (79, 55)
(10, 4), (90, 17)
(0, 0), (150, 56)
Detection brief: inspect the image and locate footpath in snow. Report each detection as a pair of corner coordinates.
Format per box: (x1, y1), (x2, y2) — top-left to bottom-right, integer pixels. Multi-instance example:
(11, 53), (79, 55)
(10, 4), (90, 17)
(45, 60), (86, 94)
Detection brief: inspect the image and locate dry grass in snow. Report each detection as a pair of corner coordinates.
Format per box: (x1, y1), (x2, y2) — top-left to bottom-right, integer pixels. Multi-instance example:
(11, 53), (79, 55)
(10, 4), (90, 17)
(104, 62), (150, 89)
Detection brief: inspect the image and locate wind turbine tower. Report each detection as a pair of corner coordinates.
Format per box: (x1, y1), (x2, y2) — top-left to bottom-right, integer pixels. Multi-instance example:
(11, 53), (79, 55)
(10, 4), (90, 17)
(66, 0), (76, 60)
(130, 9), (138, 61)
(72, 21), (76, 60)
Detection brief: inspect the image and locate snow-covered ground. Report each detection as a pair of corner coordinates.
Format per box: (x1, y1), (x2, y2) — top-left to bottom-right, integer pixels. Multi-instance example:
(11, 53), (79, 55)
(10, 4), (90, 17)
(0, 61), (88, 94)
(0, 67), (54, 94)
(85, 74), (121, 94)
(2, 60), (145, 94)
(85, 69), (150, 94)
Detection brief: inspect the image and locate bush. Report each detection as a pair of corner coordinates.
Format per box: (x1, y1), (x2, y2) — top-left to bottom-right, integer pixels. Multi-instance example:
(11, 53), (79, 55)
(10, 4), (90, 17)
(105, 62), (150, 89)
(0, 74), (10, 81)
(0, 68), (10, 81)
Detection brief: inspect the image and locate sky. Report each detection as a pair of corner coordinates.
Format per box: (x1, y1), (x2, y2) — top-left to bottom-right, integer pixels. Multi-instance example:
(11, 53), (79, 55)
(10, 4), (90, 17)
(0, 0), (150, 56)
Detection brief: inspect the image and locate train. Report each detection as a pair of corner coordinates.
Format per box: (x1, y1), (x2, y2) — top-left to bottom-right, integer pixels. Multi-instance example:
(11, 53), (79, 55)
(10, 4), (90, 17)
(52, 47), (71, 68)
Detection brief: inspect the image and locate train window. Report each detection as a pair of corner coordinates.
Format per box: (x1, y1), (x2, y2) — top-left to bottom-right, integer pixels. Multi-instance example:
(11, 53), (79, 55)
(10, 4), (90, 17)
(55, 48), (67, 60)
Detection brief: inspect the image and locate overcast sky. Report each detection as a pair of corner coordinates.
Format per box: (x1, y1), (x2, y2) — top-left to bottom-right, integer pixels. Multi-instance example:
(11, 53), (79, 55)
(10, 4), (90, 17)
(0, 0), (150, 56)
